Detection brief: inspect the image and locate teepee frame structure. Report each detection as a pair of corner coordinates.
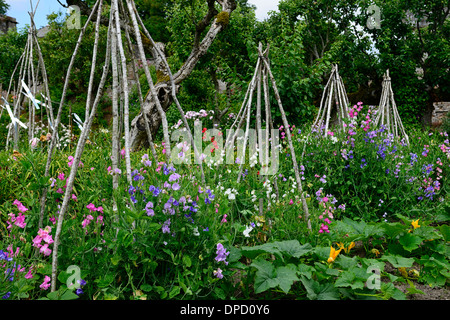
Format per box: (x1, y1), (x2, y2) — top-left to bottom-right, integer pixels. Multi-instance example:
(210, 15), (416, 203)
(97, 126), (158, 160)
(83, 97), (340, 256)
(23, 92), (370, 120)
(1, 1), (55, 150)
(42, 0), (205, 291)
(373, 69), (409, 145)
(312, 64), (349, 135)
(225, 42), (311, 230)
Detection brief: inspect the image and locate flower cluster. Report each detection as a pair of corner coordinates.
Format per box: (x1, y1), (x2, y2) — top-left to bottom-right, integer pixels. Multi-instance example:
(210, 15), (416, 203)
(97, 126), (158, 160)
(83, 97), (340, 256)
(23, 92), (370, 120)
(7, 199), (28, 230)
(32, 226), (54, 256)
(82, 203), (104, 229)
(214, 243), (230, 279)
(315, 190), (345, 234)
(40, 275), (51, 290)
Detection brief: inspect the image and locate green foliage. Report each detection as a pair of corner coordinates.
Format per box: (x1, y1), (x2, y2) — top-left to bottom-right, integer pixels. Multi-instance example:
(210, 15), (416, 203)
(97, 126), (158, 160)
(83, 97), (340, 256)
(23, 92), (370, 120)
(0, 0), (9, 15)
(0, 28), (27, 88)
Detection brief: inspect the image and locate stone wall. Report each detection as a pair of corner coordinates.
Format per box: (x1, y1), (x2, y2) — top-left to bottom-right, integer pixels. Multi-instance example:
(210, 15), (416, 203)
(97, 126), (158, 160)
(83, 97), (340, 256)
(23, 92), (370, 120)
(0, 15), (18, 34)
(432, 102), (450, 126)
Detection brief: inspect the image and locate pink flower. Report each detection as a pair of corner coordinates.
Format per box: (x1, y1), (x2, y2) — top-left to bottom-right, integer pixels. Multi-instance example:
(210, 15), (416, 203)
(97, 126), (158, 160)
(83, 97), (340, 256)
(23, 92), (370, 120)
(68, 156), (74, 167)
(72, 194), (77, 201)
(25, 267), (34, 279)
(82, 219), (91, 228)
(13, 199), (28, 213)
(39, 243), (52, 256)
(322, 197), (329, 203)
(120, 148), (126, 158)
(86, 203), (96, 212)
(33, 235), (43, 248)
(97, 216), (104, 225)
(289, 199), (294, 205)
(221, 214), (228, 223)
(96, 206), (104, 214)
(40, 276), (51, 290)
(14, 213), (26, 228)
(58, 172), (65, 181)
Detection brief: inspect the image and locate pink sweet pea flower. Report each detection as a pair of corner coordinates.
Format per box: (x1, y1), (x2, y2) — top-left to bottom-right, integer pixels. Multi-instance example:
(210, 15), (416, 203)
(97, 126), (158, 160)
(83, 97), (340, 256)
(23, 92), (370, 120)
(86, 203), (96, 212)
(40, 276), (51, 290)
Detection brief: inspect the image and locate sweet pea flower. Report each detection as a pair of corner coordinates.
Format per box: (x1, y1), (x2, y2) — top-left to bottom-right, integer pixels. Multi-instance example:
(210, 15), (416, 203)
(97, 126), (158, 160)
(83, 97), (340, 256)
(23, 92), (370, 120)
(40, 276), (51, 290)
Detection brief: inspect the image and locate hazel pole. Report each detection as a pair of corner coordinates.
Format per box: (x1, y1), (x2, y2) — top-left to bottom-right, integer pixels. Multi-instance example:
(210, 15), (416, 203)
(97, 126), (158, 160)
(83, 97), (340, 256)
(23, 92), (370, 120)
(110, 14), (120, 218)
(39, 0), (101, 228)
(263, 60), (280, 200)
(237, 57), (261, 183)
(120, 3), (158, 162)
(128, 0), (205, 183)
(29, 12), (55, 134)
(122, 2), (171, 162)
(112, 0), (132, 185)
(312, 67), (333, 130)
(258, 47), (311, 230)
(51, 6), (112, 291)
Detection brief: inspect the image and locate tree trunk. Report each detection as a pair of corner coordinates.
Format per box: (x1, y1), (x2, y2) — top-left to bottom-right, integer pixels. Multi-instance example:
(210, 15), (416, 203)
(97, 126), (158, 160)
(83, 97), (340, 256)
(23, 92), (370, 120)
(129, 0), (237, 150)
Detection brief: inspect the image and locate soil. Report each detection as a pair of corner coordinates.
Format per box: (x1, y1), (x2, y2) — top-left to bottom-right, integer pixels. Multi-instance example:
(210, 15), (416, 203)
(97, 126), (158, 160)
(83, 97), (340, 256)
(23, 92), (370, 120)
(383, 262), (450, 300)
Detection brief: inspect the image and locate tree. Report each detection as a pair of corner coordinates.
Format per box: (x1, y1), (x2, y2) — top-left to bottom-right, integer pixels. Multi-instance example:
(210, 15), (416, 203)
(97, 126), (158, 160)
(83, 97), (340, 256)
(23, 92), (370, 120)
(0, 0), (10, 15)
(252, 0), (376, 126)
(59, 0), (238, 150)
(0, 28), (27, 89)
(362, 0), (450, 128)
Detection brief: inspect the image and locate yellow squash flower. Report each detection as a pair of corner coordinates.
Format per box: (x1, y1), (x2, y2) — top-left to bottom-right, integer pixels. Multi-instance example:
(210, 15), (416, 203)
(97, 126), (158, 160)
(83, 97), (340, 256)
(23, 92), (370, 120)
(337, 242), (355, 254)
(411, 219), (420, 230)
(327, 246), (342, 263)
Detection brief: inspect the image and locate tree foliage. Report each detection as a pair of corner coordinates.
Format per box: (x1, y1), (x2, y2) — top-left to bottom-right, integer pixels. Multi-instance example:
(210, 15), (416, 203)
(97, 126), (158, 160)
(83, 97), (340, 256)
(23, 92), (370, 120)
(0, 0), (9, 15)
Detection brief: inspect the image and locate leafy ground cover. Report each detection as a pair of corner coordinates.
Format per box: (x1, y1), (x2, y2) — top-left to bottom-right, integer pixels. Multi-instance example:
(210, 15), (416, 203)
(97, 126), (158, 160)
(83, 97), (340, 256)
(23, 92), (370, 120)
(0, 103), (449, 300)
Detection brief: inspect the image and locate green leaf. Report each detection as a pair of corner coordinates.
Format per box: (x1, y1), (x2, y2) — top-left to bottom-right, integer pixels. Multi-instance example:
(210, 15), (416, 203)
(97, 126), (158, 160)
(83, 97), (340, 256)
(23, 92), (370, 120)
(381, 254), (414, 268)
(140, 284), (153, 293)
(182, 255), (192, 268)
(405, 280), (424, 295)
(380, 222), (407, 239)
(251, 259), (279, 294)
(111, 255), (121, 266)
(275, 240), (313, 259)
(276, 264), (299, 294)
(60, 289), (80, 300)
(169, 286), (180, 299)
(227, 246), (242, 263)
(297, 264), (315, 279)
(439, 224), (450, 242)
(399, 233), (422, 252)
(300, 276), (339, 300)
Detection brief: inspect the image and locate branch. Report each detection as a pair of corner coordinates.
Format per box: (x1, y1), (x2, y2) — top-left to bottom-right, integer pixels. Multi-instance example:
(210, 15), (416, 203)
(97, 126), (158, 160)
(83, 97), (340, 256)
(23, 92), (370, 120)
(173, 0), (237, 84)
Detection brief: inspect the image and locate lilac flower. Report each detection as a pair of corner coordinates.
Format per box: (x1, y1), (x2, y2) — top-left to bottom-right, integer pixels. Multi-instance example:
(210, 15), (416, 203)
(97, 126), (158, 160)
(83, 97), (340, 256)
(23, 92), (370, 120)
(144, 201), (154, 217)
(162, 219), (171, 234)
(172, 183), (180, 191)
(214, 268), (224, 279)
(169, 173), (181, 182)
(215, 243), (230, 265)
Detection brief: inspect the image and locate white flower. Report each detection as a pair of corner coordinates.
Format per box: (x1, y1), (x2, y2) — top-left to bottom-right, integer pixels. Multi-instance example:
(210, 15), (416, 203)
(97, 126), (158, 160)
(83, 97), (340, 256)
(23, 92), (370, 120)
(243, 225), (253, 237)
(193, 227), (200, 236)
